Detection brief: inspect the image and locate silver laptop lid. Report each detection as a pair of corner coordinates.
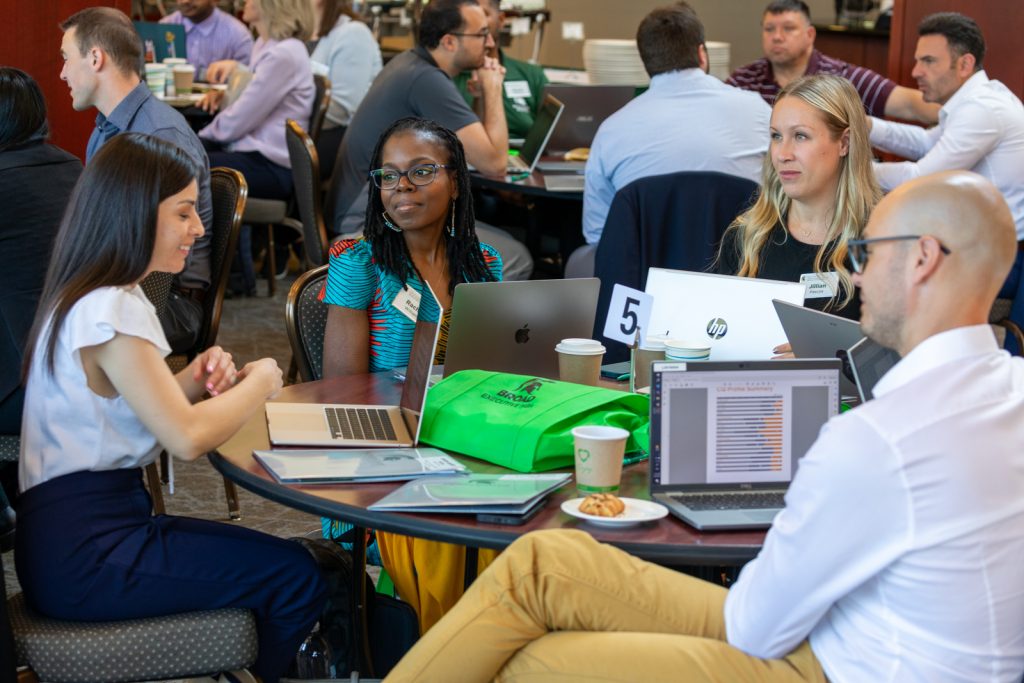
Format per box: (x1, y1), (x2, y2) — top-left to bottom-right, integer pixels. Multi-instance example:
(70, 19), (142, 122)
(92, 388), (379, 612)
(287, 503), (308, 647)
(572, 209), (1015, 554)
(517, 94), (565, 171)
(399, 282), (443, 442)
(443, 278), (600, 379)
(846, 336), (900, 403)
(649, 359), (841, 494)
(644, 269), (805, 360)
(772, 299), (864, 396)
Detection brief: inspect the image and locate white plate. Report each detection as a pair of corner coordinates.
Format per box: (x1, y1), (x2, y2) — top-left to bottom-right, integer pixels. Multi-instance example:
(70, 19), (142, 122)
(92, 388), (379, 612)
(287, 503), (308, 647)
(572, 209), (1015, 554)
(561, 497), (668, 527)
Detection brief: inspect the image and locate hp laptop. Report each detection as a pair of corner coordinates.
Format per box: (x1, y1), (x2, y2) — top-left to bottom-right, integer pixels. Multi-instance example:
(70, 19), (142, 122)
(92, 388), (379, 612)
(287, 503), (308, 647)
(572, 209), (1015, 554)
(773, 299), (865, 397)
(506, 94), (564, 175)
(443, 278), (600, 380)
(266, 309), (441, 447)
(542, 84), (636, 155)
(650, 359), (841, 530)
(644, 269), (805, 360)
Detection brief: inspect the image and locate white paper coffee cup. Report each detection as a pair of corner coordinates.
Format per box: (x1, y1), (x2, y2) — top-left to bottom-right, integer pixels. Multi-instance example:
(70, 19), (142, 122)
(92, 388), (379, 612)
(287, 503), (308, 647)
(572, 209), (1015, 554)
(144, 63), (168, 97)
(664, 339), (711, 361)
(572, 425), (628, 494)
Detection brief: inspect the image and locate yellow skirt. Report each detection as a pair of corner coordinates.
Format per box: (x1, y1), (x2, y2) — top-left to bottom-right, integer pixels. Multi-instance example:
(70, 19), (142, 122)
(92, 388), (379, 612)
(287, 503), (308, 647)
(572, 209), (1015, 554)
(378, 532), (498, 634)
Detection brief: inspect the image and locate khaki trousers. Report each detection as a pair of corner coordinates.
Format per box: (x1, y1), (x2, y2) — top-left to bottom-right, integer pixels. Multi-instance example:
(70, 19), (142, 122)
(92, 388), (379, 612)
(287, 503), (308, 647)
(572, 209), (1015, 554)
(384, 529), (826, 683)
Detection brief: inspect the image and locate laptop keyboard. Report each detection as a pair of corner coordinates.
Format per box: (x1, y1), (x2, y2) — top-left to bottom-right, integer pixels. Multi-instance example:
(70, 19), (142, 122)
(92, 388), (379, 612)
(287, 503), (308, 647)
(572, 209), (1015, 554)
(325, 407), (396, 441)
(670, 491), (785, 511)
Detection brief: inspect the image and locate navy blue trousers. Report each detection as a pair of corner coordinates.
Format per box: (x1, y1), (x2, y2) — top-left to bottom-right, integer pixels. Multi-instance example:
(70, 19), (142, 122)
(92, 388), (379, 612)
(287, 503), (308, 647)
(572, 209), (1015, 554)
(15, 469), (326, 682)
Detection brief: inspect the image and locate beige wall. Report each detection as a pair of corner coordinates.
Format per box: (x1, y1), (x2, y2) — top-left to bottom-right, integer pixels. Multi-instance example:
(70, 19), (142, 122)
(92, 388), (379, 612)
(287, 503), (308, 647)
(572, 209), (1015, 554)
(507, 0), (837, 72)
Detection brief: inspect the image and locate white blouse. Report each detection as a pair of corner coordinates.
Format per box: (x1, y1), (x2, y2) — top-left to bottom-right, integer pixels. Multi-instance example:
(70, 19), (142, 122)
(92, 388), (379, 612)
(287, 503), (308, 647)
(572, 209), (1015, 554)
(19, 285), (170, 491)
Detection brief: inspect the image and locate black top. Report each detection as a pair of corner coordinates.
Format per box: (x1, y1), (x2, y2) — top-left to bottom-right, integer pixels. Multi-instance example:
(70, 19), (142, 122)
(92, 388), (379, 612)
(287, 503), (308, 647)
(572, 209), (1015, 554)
(0, 142), (83, 432)
(716, 224), (861, 320)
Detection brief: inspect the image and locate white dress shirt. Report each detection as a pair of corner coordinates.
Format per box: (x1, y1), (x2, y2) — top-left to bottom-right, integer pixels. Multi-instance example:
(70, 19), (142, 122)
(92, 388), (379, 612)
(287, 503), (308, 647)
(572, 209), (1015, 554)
(870, 71), (1024, 239)
(311, 15), (383, 129)
(725, 325), (1024, 682)
(582, 69), (770, 244)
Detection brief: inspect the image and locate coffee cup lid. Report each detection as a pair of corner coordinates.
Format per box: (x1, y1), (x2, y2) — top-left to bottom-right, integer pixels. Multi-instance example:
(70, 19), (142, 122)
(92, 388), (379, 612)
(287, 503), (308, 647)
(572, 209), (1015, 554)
(172, 64), (196, 72)
(641, 333), (670, 351)
(571, 425), (630, 440)
(144, 63), (167, 72)
(664, 339), (711, 352)
(555, 338), (606, 356)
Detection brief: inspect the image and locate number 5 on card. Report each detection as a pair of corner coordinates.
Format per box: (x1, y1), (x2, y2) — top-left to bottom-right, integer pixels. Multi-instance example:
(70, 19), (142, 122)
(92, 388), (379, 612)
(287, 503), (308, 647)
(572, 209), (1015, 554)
(602, 284), (653, 346)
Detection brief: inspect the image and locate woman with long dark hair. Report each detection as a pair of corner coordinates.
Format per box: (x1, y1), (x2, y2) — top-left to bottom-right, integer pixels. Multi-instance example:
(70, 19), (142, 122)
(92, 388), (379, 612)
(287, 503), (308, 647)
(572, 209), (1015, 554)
(16, 133), (325, 683)
(321, 117), (500, 631)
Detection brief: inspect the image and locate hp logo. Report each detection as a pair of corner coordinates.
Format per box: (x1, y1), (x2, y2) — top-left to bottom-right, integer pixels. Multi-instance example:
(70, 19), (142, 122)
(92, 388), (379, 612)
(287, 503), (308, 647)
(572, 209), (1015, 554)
(706, 317), (728, 340)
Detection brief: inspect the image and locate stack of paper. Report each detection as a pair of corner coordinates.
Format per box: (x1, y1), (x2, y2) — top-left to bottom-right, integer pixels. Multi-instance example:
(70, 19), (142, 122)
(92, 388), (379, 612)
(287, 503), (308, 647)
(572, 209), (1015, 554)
(253, 448), (466, 484)
(368, 473), (572, 514)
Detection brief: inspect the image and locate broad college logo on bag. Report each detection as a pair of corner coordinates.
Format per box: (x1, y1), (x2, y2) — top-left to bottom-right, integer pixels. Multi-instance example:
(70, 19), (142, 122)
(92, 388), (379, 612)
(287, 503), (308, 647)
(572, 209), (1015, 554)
(481, 377), (552, 408)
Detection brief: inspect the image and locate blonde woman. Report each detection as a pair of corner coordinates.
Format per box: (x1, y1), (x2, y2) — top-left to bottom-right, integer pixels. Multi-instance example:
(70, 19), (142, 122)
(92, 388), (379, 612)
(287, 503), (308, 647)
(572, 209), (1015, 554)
(198, 0), (315, 202)
(718, 74), (881, 326)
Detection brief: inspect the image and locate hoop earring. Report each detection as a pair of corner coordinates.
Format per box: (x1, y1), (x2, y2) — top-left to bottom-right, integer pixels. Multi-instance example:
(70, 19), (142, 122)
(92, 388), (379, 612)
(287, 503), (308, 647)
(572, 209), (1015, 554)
(447, 201), (456, 237)
(382, 211), (401, 233)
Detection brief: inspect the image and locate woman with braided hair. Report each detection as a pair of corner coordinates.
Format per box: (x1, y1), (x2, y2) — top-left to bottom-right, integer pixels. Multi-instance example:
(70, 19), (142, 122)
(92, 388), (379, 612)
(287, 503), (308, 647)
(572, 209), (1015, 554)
(321, 117), (501, 631)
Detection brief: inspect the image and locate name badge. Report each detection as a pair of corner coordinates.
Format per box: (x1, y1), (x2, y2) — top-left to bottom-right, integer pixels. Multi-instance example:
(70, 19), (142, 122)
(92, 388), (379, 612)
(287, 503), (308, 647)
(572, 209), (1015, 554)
(800, 272), (839, 299)
(392, 286), (422, 323)
(504, 80), (531, 99)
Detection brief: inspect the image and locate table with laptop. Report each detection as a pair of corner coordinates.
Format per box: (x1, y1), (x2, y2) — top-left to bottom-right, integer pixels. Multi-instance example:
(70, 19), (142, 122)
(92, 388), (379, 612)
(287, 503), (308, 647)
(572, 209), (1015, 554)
(470, 85), (638, 268)
(210, 269), (896, 671)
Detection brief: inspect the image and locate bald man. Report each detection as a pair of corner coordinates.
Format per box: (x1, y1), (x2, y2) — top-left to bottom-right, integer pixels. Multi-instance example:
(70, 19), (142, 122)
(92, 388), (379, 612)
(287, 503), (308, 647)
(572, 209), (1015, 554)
(385, 171), (1024, 682)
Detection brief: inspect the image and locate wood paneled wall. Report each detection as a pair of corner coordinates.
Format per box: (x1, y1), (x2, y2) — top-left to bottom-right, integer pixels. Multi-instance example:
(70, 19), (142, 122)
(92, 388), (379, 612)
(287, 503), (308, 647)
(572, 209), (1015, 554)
(0, 0), (132, 159)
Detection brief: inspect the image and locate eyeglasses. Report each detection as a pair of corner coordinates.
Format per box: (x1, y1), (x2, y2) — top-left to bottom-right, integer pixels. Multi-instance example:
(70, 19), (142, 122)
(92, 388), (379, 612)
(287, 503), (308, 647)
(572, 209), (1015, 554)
(847, 235), (952, 273)
(369, 163), (452, 190)
(450, 29), (490, 40)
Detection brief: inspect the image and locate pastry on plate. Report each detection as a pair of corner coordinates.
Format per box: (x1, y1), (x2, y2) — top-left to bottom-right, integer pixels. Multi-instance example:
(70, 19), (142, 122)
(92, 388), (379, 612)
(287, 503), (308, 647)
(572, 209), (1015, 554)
(579, 493), (626, 517)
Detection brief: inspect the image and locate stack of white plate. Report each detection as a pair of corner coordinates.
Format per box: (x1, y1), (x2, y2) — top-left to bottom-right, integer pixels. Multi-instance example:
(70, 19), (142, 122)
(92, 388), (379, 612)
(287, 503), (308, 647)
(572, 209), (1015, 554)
(583, 39), (650, 87)
(706, 41), (731, 81)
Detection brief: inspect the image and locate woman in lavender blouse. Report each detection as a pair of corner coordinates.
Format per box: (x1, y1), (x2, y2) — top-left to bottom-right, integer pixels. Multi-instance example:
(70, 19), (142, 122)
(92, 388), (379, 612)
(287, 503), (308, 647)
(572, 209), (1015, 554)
(197, 0), (315, 201)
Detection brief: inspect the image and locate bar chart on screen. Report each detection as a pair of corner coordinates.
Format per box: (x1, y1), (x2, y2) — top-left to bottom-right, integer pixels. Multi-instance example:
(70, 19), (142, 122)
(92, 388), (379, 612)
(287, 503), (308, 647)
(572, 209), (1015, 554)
(707, 382), (792, 485)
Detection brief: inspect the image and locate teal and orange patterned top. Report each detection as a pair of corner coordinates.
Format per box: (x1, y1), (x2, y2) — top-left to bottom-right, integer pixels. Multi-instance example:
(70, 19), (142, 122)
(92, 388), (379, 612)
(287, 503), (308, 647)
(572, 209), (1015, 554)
(319, 238), (503, 372)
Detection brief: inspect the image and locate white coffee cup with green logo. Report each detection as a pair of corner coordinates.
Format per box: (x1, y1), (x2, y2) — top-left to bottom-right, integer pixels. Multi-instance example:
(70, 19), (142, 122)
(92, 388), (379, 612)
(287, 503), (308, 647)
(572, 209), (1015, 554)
(571, 425), (628, 494)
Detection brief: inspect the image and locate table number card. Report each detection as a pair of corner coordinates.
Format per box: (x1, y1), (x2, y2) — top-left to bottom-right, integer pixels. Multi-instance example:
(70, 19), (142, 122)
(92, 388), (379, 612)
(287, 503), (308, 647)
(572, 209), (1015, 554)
(603, 284), (653, 346)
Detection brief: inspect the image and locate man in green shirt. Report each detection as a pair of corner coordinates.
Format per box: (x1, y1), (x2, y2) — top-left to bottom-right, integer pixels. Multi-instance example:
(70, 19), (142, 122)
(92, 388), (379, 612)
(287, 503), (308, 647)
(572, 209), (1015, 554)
(454, 0), (547, 139)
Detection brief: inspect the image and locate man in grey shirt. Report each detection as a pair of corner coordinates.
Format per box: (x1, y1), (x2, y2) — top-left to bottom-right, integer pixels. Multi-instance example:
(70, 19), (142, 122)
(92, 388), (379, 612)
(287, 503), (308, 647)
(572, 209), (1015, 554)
(60, 7), (213, 352)
(327, 0), (531, 280)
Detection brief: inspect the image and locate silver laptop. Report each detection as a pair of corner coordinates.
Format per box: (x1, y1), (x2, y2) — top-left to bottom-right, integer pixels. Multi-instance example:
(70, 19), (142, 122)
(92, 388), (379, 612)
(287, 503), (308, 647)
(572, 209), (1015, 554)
(644, 269), (805, 360)
(542, 84), (636, 155)
(846, 336), (900, 402)
(266, 312), (441, 448)
(542, 174), (585, 193)
(506, 94), (564, 175)
(650, 359), (841, 530)
(773, 299), (865, 397)
(443, 278), (600, 379)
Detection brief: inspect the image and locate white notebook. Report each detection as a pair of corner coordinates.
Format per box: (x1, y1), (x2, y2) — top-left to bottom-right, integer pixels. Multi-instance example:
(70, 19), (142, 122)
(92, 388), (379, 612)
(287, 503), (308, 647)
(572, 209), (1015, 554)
(252, 448), (465, 484)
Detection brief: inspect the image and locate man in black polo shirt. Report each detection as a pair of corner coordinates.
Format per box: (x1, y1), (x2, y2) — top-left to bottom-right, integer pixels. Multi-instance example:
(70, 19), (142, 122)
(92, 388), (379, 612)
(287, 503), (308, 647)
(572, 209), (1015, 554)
(327, 0), (531, 280)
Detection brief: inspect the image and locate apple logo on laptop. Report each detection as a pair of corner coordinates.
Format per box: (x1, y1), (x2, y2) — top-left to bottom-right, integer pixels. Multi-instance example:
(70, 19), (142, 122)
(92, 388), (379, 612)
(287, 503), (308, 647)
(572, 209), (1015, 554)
(515, 324), (530, 344)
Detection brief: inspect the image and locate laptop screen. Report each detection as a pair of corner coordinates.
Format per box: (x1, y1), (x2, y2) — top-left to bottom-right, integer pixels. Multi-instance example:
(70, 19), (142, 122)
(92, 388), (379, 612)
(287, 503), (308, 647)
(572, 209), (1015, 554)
(518, 94), (564, 167)
(650, 360), (840, 492)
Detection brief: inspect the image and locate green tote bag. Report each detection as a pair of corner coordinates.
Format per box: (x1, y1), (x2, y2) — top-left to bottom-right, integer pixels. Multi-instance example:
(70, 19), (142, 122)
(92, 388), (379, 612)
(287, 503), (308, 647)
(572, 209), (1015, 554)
(419, 370), (650, 473)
